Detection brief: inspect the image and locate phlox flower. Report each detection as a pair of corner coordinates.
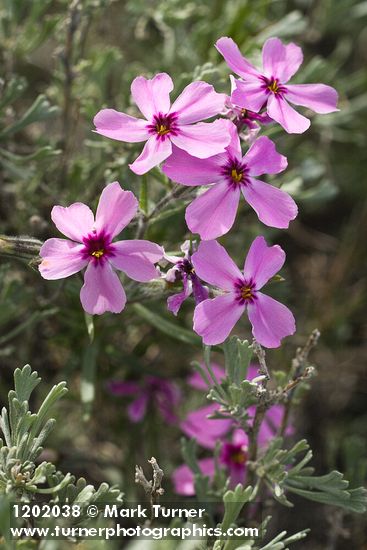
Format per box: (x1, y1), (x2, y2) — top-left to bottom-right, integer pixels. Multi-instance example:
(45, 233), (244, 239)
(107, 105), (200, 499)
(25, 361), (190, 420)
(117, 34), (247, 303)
(164, 240), (208, 315)
(173, 364), (290, 495)
(39, 182), (163, 315)
(93, 73), (230, 175)
(107, 375), (180, 424)
(216, 36), (338, 134)
(163, 123), (297, 240)
(192, 237), (296, 347)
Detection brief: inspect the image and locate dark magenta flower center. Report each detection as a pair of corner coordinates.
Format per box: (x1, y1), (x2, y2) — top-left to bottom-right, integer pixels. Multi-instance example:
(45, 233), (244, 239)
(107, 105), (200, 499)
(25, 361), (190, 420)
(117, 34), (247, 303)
(147, 112), (178, 140)
(261, 76), (287, 96)
(221, 442), (248, 467)
(82, 230), (114, 263)
(222, 158), (249, 187)
(235, 279), (257, 305)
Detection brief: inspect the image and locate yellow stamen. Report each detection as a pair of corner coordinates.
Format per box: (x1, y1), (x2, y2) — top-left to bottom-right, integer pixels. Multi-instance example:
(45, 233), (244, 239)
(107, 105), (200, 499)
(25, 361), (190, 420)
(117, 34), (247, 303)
(91, 249), (104, 258)
(232, 451), (247, 464)
(231, 169), (243, 183)
(156, 124), (170, 136)
(241, 286), (253, 300)
(240, 108), (247, 117)
(268, 80), (279, 93)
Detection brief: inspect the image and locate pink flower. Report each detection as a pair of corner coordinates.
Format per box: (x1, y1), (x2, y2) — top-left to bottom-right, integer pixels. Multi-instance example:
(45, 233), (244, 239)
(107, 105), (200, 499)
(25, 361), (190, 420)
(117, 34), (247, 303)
(163, 123), (296, 239)
(39, 182), (163, 315)
(192, 237), (296, 347)
(216, 36), (338, 134)
(93, 73), (230, 175)
(165, 240), (208, 315)
(107, 376), (181, 424)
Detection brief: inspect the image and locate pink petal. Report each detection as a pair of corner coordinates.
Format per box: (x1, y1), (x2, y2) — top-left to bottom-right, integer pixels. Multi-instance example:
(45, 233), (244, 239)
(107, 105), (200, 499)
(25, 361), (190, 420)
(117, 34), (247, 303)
(131, 73), (173, 120)
(244, 136), (287, 176)
(109, 239), (163, 282)
(128, 394), (148, 422)
(93, 109), (149, 142)
(267, 95), (310, 134)
(285, 83), (338, 113)
(39, 239), (87, 280)
(242, 178), (298, 229)
(262, 38), (303, 83)
(225, 121), (243, 159)
(51, 203), (94, 243)
(247, 292), (296, 348)
(172, 458), (215, 496)
(107, 380), (140, 395)
(191, 240), (243, 291)
(193, 293), (245, 345)
(167, 276), (192, 315)
(231, 79), (268, 113)
(181, 404), (232, 449)
(80, 261), (126, 315)
(171, 119), (230, 159)
(243, 236), (286, 290)
(186, 182), (240, 239)
(170, 81), (226, 124)
(95, 182), (138, 238)
(162, 144), (225, 186)
(129, 136), (172, 175)
(215, 37), (260, 80)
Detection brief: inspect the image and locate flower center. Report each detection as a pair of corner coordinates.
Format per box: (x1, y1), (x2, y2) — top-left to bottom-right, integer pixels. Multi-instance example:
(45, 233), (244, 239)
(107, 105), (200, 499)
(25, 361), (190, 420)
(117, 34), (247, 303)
(267, 79), (279, 93)
(235, 279), (256, 304)
(83, 230), (113, 263)
(231, 168), (243, 183)
(231, 448), (247, 465)
(148, 112), (178, 140)
(240, 285), (253, 300)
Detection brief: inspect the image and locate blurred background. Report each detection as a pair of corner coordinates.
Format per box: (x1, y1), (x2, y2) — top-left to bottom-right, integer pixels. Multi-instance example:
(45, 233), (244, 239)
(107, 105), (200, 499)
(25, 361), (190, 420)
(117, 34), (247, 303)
(0, 0), (366, 548)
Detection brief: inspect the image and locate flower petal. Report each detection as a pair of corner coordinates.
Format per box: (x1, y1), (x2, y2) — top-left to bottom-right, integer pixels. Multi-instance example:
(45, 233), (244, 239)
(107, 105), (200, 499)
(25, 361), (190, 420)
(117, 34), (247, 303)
(131, 73), (173, 120)
(80, 261), (126, 315)
(244, 136), (287, 176)
(95, 182), (138, 238)
(172, 458), (215, 496)
(262, 37), (303, 83)
(247, 292), (296, 348)
(129, 136), (172, 175)
(107, 380), (140, 395)
(39, 239), (87, 280)
(162, 144), (224, 186)
(128, 394), (148, 422)
(171, 119), (230, 159)
(242, 178), (298, 229)
(285, 83), (338, 113)
(243, 236), (286, 289)
(186, 182), (240, 239)
(215, 37), (260, 80)
(93, 109), (149, 142)
(51, 203), (94, 242)
(167, 274), (192, 315)
(181, 404), (232, 449)
(267, 95), (310, 134)
(193, 293), (245, 345)
(170, 81), (226, 124)
(109, 239), (163, 282)
(191, 240), (242, 290)
(231, 79), (268, 113)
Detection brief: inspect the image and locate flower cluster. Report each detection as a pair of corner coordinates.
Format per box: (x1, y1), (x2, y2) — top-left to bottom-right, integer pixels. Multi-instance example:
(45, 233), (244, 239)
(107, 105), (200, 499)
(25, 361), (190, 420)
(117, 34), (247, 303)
(39, 36), (338, 348)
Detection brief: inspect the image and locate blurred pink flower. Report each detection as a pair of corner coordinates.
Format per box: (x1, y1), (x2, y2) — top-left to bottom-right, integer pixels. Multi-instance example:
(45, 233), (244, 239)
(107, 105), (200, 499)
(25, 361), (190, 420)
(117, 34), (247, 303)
(173, 364), (291, 495)
(108, 376), (180, 424)
(163, 123), (297, 240)
(93, 73), (230, 175)
(192, 237), (296, 347)
(39, 182), (163, 315)
(216, 36), (338, 133)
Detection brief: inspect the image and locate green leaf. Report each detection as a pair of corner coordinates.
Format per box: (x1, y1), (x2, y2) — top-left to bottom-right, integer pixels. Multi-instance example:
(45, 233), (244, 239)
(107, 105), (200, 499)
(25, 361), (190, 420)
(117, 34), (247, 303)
(0, 95), (58, 139)
(132, 303), (201, 345)
(220, 484), (253, 532)
(14, 365), (41, 403)
(81, 342), (98, 420)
